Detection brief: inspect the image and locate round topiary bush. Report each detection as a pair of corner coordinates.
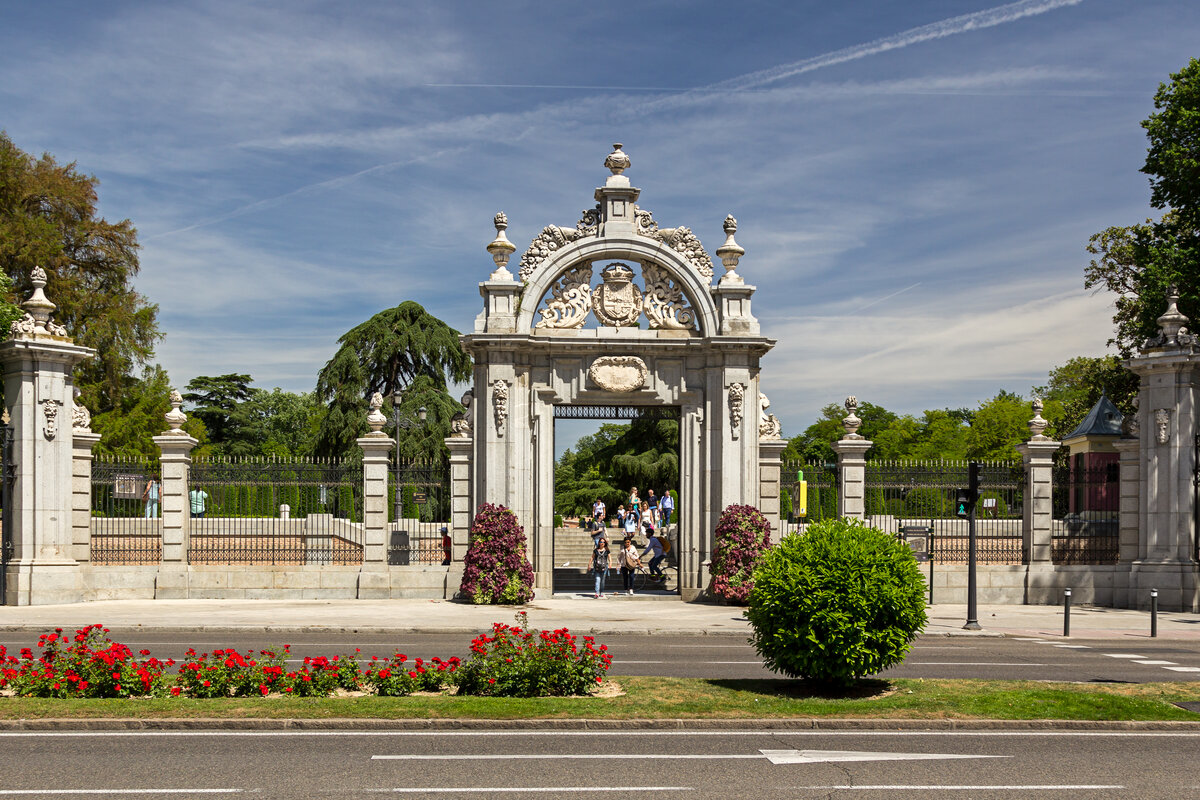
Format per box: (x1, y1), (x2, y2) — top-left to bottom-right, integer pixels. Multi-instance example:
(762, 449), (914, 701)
(459, 503), (535, 605)
(746, 518), (927, 685)
(710, 504), (771, 605)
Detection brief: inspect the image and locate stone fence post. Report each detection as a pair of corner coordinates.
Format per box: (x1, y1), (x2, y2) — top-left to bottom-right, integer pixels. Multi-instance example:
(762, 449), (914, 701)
(831, 396), (871, 520)
(1015, 398), (1059, 565)
(357, 393), (394, 578)
(1113, 434), (1140, 566)
(758, 437), (786, 543)
(153, 390), (196, 599)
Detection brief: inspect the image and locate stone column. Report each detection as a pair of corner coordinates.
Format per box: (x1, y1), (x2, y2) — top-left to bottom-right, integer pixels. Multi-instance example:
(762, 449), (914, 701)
(357, 392), (395, 601)
(0, 267), (95, 605)
(831, 396), (871, 520)
(153, 391), (197, 599)
(758, 438), (786, 544)
(1015, 444), (1059, 566)
(1125, 289), (1200, 610)
(70, 418), (101, 564)
(1113, 435), (1141, 566)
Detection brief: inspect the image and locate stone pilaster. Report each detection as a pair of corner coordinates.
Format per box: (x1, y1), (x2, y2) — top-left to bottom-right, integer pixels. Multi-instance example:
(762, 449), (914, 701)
(358, 435), (394, 569)
(153, 432), (196, 601)
(1015, 439), (1060, 564)
(1113, 437), (1141, 567)
(70, 429), (101, 563)
(758, 438), (786, 543)
(0, 268), (96, 604)
(445, 436), (472, 599)
(832, 439), (871, 519)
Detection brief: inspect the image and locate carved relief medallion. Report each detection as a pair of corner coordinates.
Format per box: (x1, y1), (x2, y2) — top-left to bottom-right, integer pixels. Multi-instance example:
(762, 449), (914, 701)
(728, 383), (745, 440)
(1154, 408), (1171, 445)
(492, 379), (510, 437)
(592, 264), (643, 327)
(589, 356), (649, 393)
(42, 398), (61, 440)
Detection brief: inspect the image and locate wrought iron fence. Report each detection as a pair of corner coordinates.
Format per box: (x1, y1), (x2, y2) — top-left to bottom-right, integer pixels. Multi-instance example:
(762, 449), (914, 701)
(387, 459), (451, 566)
(90, 456), (162, 565)
(1052, 458), (1120, 565)
(864, 460), (1025, 565)
(187, 457), (363, 566)
(780, 461), (839, 535)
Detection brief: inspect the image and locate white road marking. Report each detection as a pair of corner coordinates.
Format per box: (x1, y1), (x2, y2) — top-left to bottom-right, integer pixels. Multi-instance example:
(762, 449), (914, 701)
(4, 730), (1200, 739)
(1104, 654), (1147, 659)
(1163, 666), (1200, 672)
(760, 749), (1006, 765)
(610, 660), (665, 664)
(1012, 638), (1047, 641)
(704, 661), (764, 664)
(1132, 660), (1177, 665)
(1053, 645), (1090, 649)
(908, 662), (1052, 666)
(798, 786), (1123, 791)
(0, 791), (242, 796)
(373, 789), (691, 794)
(374, 749), (1007, 765)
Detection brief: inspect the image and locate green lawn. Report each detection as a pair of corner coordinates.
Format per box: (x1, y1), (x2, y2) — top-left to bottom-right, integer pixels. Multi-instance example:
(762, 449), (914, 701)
(1, 677), (1198, 721)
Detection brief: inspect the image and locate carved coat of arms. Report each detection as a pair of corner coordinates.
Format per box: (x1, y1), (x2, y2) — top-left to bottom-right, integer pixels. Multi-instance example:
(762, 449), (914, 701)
(592, 263), (643, 327)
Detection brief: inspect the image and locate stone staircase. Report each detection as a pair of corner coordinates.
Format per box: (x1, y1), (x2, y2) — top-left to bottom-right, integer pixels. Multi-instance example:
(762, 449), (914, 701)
(551, 525), (678, 596)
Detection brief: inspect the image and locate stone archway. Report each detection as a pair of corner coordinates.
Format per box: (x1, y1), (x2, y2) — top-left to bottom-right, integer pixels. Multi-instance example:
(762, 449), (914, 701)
(459, 145), (781, 600)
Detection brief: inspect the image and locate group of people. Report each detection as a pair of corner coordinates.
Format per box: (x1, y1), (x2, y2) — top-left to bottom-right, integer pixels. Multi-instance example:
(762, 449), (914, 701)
(141, 478), (208, 519)
(588, 486), (672, 598)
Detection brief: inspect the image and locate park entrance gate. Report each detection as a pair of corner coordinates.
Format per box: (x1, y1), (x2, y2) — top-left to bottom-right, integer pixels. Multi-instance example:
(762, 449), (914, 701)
(458, 145), (784, 601)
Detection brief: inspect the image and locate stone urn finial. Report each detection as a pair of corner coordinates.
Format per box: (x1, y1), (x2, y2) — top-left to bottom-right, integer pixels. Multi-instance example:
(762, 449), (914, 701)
(10, 265), (69, 339)
(486, 211), (517, 281)
(841, 395), (863, 440)
(715, 214), (745, 285)
(604, 143), (631, 176)
(164, 389), (188, 435)
(1027, 397), (1049, 440)
(365, 391), (388, 436)
(1156, 284), (1191, 345)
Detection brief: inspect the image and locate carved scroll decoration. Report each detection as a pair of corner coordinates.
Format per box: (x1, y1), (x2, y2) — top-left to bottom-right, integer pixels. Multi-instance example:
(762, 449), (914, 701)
(534, 264), (594, 329)
(589, 356), (648, 393)
(640, 262), (696, 330)
(517, 207), (600, 281)
(728, 383), (745, 440)
(42, 398), (61, 440)
(450, 389), (474, 439)
(633, 207), (714, 280)
(492, 380), (510, 437)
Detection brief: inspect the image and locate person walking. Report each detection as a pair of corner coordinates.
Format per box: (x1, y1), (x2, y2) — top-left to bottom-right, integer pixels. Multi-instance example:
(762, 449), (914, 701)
(591, 537), (612, 598)
(645, 489), (658, 528)
(659, 491), (674, 529)
(142, 478), (160, 519)
(591, 497), (607, 546)
(628, 487), (640, 517)
(189, 486), (209, 519)
(619, 535), (640, 596)
(616, 504), (626, 531)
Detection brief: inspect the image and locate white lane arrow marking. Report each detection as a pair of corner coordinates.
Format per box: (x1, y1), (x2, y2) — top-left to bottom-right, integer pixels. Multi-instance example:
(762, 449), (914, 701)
(760, 749), (1008, 765)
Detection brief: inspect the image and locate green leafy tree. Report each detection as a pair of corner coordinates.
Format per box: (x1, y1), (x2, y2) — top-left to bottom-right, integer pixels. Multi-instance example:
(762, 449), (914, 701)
(966, 391), (1038, 461)
(1032, 355), (1138, 439)
(1086, 60), (1200, 356)
(313, 301), (472, 459)
(0, 132), (161, 412)
(593, 418), (679, 500)
(91, 366), (208, 458)
(786, 401), (896, 463)
(183, 374), (256, 449)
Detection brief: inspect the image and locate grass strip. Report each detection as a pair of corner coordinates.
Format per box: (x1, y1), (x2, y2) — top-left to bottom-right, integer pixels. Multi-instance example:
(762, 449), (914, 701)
(0, 677), (1197, 721)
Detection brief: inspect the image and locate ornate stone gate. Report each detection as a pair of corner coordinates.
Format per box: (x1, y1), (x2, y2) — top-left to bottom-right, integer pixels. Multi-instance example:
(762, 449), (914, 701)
(459, 145), (783, 600)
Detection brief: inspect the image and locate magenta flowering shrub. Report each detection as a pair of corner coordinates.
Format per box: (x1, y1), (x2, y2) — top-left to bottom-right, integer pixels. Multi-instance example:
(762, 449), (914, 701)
(459, 503), (536, 605)
(710, 503), (772, 605)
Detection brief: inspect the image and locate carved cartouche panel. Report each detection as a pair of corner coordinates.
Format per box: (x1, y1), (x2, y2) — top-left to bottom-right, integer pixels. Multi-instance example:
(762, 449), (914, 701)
(588, 356), (649, 393)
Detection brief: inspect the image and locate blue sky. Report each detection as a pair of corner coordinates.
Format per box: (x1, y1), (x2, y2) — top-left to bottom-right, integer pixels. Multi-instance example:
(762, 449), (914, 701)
(1, 0), (1195, 449)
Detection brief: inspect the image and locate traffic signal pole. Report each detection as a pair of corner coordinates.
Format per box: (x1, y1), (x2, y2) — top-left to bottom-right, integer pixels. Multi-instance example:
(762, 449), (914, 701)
(963, 461), (981, 631)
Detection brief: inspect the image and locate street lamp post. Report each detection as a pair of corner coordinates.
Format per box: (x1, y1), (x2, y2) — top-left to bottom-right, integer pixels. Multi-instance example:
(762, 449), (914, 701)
(390, 389), (427, 523)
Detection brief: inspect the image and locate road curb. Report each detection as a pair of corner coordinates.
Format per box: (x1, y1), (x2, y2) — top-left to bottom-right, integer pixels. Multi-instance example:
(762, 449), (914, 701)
(2, 717), (1199, 731)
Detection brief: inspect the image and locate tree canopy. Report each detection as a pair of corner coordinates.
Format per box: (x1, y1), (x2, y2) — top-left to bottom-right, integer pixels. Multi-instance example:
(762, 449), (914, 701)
(1086, 59), (1200, 355)
(313, 301), (472, 459)
(0, 132), (161, 413)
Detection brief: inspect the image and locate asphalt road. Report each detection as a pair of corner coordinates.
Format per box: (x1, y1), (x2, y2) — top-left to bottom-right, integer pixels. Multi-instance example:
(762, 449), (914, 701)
(7, 630), (1200, 682)
(0, 727), (1197, 798)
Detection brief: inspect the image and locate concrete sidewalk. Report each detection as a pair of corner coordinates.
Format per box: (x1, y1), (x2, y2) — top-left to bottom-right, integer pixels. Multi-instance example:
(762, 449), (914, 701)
(0, 597), (1193, 639)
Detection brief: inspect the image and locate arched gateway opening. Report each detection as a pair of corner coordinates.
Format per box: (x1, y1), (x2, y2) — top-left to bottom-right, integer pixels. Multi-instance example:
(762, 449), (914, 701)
(458, 145), (785, 601)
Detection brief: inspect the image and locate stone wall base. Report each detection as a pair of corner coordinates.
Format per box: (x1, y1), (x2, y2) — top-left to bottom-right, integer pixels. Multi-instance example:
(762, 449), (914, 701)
(63, 565), (456, 601)
(927, 564), (1190, 608)
(3, 561), (83, 606)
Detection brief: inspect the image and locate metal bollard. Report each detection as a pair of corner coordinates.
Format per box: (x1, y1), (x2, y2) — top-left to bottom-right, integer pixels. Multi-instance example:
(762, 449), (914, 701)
(1151, 589), (1158, 638)
(1063, 588), (1072, 637)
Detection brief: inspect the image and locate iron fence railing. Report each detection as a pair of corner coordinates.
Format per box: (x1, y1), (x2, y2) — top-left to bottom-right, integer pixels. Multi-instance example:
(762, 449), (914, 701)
(387, 459), (450, 566)
(187, 457), (363, 566)
(1052, 459), (1120, 565)
(864, 460), (1025, 565)
(90, 456), (163, 565)
(780, 461), (838, 535)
